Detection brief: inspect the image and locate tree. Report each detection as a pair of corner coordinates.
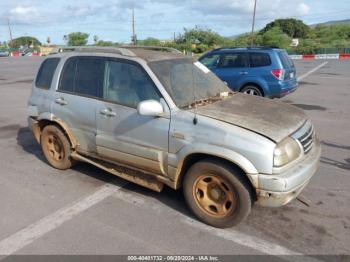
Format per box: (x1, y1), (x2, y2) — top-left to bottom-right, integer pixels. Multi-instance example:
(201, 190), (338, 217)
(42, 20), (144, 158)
(176, 26), (224, 52)
(138, 37), (161, 46)
(261, 27), (292, 49)
(95, 40), (117, 46)
(67, 32), (89, 46)
(261, 18), (310, 38)
(8, 36), (41, 49)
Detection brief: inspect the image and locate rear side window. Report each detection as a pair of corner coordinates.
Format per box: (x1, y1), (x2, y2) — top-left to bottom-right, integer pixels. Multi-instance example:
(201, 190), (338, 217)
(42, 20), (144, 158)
(249, 53), (271, 67)
(278, 51), (294, 69)
(220, 53), (249, 68)
(36, 58), (60, 89)
(59, 57), (104, 98)
(75, 57), (104, 98)
(59, 58), (76, 93)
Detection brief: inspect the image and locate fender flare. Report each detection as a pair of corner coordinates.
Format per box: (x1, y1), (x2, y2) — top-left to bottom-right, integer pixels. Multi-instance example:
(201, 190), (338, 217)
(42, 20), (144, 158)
(35, 113), (78, 149)
(173, 144), (259, 189)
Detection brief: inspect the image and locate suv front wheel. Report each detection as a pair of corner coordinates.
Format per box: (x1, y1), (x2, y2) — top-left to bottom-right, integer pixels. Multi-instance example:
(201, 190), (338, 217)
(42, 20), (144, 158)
(41, 125), (75, 170)
(183, 159), (252, 228)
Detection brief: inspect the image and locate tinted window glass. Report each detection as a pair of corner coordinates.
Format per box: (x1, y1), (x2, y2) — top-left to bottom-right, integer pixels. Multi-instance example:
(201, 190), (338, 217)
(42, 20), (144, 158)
(278, 51), (294, 69)
(104, 60), (161, 108)
(59, 58), (76, 93)
(199, 54), (220, 68)
(250, 53), (271, 67)
(75, 57), (104, 98)
(220, 53), (249, 68)
(36, 58), (60, 89)
(59, 57), (104, 98)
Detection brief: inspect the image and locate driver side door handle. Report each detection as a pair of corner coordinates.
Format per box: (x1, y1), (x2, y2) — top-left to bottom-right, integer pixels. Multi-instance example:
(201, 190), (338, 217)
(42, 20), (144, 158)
(55, 97), (68, 106)
(100, 108), (116, 117)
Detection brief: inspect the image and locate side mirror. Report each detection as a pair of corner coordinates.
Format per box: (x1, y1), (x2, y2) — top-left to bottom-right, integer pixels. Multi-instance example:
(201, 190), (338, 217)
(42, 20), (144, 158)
(137, 100), (164, 117)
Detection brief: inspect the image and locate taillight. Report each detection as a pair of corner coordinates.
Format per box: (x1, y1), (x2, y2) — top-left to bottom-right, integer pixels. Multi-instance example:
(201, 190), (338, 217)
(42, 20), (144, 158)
(271, 69), (285, 80)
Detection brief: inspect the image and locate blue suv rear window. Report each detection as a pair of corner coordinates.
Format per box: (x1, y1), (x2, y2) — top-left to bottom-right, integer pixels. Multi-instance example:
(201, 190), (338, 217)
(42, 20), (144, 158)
(35, 58), (60, 89)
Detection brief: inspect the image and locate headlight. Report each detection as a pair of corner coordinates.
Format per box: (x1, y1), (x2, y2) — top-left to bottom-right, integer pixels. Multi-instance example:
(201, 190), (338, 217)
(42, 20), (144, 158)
(273, 137), (301, 167)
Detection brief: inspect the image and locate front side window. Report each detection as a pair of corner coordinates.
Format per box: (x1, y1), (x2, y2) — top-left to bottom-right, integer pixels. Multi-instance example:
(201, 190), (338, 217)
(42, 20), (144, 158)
(250, 53), (272, 67)
(36, 58), (60, 89)
(104, 60), (161, 108)
(199, 54), (220, 69)
(220, 53), (249, 68)
(58, 57), (104, 98)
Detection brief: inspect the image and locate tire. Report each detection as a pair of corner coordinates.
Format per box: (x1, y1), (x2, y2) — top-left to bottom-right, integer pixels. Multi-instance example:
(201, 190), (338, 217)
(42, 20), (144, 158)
(240, 85), (263, 96)
(40, 125), (75, 170)
(183, 159), (252, 228)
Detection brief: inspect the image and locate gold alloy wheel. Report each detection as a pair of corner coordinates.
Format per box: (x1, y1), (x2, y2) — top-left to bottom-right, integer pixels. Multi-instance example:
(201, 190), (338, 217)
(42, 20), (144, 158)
(45, 134), (65, 162)
(192, 174), (237, 218)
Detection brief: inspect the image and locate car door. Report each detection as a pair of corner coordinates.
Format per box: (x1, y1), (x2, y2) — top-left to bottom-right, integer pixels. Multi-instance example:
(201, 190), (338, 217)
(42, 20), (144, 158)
(248, 52), (273, 81)
(51, 56), (105, 153)
(96, 58), (170, 175)
(215, 52), (249, 90)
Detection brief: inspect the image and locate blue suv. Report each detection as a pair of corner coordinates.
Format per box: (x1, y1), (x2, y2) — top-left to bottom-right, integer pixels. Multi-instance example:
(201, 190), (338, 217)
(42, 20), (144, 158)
(198, 47), (298, 98)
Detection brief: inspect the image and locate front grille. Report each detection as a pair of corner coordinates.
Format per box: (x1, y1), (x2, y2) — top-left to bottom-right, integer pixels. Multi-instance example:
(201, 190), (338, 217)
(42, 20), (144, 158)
(293, 122), (315, 154)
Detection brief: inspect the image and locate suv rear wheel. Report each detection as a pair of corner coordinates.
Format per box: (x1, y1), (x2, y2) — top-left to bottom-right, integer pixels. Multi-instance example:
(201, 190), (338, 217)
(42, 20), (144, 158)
(183, 159), (252, 228)
(41, 125), (75, 170)
(241, 85), (263, 96)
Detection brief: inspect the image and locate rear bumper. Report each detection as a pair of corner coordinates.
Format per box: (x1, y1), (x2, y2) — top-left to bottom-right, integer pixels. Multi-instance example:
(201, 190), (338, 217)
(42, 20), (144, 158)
(256, 137), (321, 207)
(268, 79), (298, 98)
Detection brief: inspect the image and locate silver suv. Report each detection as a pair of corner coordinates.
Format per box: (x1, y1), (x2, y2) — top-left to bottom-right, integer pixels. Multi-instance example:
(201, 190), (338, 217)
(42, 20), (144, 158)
(27, 46), (321, 228)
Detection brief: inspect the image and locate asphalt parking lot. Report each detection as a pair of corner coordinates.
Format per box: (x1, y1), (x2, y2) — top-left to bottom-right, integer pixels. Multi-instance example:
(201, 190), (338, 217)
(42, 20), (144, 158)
(0, 57), (349, 257)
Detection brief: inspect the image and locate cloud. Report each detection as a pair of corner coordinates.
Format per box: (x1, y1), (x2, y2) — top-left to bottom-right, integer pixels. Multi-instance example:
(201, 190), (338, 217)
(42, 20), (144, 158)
(297, 3), (311, 16)
(6, 5), (42, 24)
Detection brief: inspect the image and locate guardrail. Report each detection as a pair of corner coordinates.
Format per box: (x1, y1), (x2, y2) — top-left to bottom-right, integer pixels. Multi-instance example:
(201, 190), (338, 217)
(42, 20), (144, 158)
(289, 54), (350, 60)
(9, 52), (41, 57)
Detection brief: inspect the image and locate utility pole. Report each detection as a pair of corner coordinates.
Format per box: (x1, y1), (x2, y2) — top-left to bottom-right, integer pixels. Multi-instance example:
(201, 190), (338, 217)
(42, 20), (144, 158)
(250, 0), (257, 47)
(7, 18), (13, 42)
(132, 7), (136, 45)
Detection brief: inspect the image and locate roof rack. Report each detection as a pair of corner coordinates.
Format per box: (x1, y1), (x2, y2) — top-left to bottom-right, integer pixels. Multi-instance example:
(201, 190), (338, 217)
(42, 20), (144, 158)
(121, 45), (182, 54)
(50, 45), (182, 56)
(211, 46), (279, 52)
(51, 46), (136, 57)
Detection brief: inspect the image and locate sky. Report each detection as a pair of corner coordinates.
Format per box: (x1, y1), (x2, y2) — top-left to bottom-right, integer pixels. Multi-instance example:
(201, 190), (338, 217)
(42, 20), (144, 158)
(0, 0), (349, 45)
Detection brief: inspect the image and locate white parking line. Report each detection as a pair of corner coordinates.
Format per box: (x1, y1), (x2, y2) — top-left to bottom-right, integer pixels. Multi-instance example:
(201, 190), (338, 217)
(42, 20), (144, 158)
(0, 179), (320, 260)
(0, 181), (128, 255)
(298, 62), (328, 81)
(111, 188), (308, 256)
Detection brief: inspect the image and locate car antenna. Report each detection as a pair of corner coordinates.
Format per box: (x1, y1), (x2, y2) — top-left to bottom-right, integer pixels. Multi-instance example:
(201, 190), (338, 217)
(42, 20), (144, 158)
(192, 59), (198, 125)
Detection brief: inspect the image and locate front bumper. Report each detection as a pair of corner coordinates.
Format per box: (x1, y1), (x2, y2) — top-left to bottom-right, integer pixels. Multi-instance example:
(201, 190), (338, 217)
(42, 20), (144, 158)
(256, 137), (321, 207)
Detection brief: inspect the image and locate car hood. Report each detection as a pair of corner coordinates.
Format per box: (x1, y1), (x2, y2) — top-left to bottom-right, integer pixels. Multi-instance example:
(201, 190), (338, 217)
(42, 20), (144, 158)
(194, 93), (307, 143)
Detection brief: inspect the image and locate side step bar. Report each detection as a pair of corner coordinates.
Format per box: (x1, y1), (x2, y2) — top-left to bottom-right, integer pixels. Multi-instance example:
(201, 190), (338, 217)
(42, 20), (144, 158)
(71, 152), (164, 192)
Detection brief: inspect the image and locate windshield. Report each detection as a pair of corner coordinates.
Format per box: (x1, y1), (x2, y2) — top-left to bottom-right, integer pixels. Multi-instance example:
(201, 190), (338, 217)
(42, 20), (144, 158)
(149, 58), (230, 108)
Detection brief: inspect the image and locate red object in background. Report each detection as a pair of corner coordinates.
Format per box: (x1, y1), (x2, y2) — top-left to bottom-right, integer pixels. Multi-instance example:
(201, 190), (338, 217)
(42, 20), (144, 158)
(339, 54), (350, 59)
(302, 54), (316, 60)
(10, 51), (22, 57)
